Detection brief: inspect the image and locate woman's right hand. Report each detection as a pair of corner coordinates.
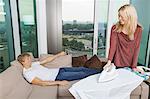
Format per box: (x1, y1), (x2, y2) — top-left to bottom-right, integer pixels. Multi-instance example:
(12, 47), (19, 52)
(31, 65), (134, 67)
(103, 64), (111, 70)
(103, 60), (111, 70)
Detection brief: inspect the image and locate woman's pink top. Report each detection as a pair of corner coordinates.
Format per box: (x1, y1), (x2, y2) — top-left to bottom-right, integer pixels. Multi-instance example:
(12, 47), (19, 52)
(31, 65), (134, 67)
(108, 25), (142, 68)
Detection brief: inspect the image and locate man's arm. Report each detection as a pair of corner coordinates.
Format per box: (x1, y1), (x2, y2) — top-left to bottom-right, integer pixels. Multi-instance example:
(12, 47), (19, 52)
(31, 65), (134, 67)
(40, 51), (66, 65)
(31, 77), (69, 86)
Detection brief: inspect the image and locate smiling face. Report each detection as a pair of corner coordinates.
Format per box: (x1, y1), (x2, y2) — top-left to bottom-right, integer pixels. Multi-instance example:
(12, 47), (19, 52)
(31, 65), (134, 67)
(116, 4), (138, 40)
(118, 10), (128, 25)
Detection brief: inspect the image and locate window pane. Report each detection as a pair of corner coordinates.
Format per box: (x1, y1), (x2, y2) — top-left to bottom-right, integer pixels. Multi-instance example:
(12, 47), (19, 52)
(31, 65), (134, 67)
(62, 0), (94, 57)
(0, 0), (14, 72)
(18, 0), (38, 57)
(95, 0), (109, 58)
(0, 0), (5, 22)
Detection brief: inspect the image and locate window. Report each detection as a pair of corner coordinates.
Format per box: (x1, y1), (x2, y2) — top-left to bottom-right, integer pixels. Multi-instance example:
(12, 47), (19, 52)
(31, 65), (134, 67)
(62, 0), (130, 58)
(0, 0), (14, 72)
(62, 0), (94, 57)
(17, 0), (38, 57)
(94, 0), (109, 57)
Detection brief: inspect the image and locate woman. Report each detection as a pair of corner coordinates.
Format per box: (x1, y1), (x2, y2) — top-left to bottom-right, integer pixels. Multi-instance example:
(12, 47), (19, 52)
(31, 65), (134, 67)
(69, 4), (145, 99)
(104, 4), (143, 72)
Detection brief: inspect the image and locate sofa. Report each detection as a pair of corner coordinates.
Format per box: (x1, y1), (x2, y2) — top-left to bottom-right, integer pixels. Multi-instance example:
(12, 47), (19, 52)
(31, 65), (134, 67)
(0, 54), (149, 99)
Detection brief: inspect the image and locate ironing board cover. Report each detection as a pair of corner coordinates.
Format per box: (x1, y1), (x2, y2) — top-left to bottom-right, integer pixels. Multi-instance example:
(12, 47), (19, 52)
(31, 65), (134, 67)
(69, 68), (144, 99)
(124, 67), (149, 80)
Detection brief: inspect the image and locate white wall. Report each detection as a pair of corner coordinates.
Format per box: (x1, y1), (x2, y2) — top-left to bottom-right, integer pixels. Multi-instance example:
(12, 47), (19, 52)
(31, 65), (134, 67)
(46, 0), (62, 54)
(10, 0), (21, 58)
(131, 0), (150, 66)
(36, 0), (48, 56)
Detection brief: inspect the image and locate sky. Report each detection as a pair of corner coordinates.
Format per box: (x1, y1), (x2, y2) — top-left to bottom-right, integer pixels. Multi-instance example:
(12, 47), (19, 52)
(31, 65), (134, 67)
(0, 0), (128, 23)
(62, 0), (94, 22)
(62, 0), (109, 23)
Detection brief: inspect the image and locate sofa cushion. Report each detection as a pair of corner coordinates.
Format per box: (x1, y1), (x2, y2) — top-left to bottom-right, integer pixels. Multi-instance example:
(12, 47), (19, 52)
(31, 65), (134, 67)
(58, 97), (74, 99)
(72, 55), (88, 67)
(58, 80), (78, 97)
(29, 85), (57, 99)
(10, 60), (23, 71)
(84, 55), (103, 69)
(5, 77), (32, 99)
(0, 66), (21, 96)
(40, 54), (72, 68)
(0, 65), (32, 99)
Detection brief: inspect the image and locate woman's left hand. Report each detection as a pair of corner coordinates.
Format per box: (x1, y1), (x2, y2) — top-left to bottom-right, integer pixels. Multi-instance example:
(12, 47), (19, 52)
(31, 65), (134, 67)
(133, 67), (145, 74)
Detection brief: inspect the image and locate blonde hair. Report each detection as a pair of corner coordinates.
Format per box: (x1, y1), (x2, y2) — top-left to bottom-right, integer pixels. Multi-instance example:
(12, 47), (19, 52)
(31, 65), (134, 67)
(115, 4), (138, 40)
(17, 52), (30, 64)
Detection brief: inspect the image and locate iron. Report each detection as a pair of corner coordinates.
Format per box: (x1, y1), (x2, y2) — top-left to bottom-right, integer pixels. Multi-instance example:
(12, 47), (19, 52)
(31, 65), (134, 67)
(98, 63), (118, 83)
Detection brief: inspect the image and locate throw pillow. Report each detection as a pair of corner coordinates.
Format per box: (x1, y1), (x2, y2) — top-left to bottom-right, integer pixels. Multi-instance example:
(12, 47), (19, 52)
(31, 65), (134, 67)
(84, 55), (103, 69)
(72, 55), (88, 67)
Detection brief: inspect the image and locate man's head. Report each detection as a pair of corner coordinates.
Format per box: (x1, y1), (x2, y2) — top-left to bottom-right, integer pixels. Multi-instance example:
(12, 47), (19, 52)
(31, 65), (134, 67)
(17, 52), (32, 67)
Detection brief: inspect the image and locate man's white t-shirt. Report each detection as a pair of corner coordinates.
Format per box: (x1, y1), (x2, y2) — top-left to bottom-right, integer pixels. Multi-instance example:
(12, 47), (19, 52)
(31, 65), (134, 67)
(23, 62), (59, 83)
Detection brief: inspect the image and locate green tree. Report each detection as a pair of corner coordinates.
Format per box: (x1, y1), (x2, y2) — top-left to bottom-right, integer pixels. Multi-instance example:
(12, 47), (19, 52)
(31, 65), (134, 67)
(63, 38), (69, 46)
(69, 39), (84, 51)
(76, 41), (85, 51)
(63, 24), (72, 30)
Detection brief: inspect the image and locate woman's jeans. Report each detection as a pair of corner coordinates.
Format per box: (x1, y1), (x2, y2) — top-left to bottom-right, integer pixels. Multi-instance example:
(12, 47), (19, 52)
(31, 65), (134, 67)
(55, 67), (102, 81)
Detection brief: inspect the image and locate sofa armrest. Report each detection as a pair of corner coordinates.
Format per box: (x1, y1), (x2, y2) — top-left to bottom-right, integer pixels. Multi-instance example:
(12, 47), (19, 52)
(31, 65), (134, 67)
(39, 54), (72, 68)
(141, 82), (149, 99)
(39, 54), (54, 60)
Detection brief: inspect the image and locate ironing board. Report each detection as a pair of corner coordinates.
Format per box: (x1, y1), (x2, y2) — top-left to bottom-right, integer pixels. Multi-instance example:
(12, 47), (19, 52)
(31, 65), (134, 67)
(69, 68), (144, 99)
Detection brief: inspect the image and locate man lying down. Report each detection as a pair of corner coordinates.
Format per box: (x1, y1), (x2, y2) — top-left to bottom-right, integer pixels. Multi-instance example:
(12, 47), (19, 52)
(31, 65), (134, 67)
(17, 51), (102, 86)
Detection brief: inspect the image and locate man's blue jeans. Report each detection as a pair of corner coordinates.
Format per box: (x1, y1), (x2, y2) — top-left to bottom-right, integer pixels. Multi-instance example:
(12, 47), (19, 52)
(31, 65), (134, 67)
(55, 67), (102, 81)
